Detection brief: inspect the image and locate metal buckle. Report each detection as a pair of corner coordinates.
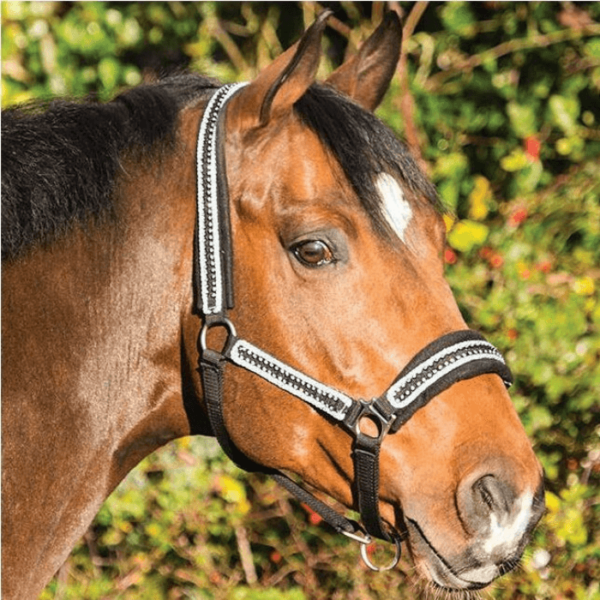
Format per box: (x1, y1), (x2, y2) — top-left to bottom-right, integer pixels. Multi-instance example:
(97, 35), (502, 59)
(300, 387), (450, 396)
(353, 399), (393, 443)
(341, 528), (373, 545)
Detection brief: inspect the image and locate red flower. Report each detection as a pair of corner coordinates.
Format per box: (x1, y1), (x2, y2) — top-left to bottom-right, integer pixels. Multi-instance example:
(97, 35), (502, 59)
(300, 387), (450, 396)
(490, 253), (504, 268)
(507, 329), (518, 341)
(479, 246), (493, 260)
(536, 260), (552, 273)
(524, 136), (541, 161)
(444, 248), (457, 265)
(302, 503), (323, 526)
(309, 513), (323, 526)
(508, 207), (528, 228)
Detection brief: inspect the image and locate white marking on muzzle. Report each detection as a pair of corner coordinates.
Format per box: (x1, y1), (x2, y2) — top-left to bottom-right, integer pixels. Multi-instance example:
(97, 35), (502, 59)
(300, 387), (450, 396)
(483, 491), (534, 556)
(458, 491), (534, 585)
(375, 173), (412, 242)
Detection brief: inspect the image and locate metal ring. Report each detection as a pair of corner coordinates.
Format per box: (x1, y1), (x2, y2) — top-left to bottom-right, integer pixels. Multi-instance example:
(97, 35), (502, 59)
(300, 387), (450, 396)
(200, 317), (237, 354)
(359, 535), (402, 572)
(353, 399), (393, 443)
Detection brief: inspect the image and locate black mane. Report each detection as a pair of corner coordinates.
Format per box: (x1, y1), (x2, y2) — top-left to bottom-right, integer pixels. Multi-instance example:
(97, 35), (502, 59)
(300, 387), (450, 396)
(2, 73), (439, 261)
(1, 73), (218, 260)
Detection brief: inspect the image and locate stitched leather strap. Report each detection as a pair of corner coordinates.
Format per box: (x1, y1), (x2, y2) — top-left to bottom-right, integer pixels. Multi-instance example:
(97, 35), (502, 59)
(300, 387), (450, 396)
(353, 434), (391, 542)
(201, 349), (263, 473)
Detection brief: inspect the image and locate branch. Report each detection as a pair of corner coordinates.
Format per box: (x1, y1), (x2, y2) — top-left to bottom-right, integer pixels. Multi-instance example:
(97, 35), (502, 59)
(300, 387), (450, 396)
(235, 525), (258, 585)
(392, 1), (430, 170)
(426, 24), (600, 91)
(208, 17), (251, 77)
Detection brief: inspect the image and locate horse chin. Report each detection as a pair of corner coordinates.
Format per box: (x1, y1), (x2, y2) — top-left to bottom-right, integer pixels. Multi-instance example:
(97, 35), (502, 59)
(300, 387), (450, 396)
(404, 519), (501, 592)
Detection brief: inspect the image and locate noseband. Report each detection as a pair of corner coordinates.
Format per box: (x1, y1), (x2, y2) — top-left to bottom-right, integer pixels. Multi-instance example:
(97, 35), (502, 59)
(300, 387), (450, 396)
(194, 84), (513, 570)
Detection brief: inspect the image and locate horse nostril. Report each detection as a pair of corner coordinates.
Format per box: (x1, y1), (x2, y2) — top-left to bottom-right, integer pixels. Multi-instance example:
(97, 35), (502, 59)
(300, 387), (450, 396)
(472, 475), (512, 517)
(456, 473), (517, 536)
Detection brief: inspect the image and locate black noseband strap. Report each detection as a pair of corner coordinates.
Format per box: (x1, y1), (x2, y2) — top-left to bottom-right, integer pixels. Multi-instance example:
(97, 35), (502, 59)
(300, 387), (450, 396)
(342, 330), (513, 436)
(341, 329), (513, 543)
(388, 329), (513, 431)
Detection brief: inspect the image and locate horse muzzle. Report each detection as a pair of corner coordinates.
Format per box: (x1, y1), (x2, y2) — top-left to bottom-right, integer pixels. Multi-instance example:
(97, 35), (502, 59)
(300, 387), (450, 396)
(404, 475), (545, 590)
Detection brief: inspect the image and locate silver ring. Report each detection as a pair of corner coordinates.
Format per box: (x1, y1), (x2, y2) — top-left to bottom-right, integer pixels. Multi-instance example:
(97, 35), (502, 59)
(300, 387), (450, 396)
(359, 536), (402, 572)
(200, 317), (237, 354)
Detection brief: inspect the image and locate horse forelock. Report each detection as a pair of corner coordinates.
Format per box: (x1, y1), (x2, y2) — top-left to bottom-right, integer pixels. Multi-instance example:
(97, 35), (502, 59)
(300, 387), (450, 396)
(1, 73), (218, 261)
(294, 84), (443, 240)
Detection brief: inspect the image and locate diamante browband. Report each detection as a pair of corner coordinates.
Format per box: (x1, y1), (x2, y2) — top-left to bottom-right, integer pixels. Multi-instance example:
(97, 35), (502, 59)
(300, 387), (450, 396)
(194, 83), (513, 571)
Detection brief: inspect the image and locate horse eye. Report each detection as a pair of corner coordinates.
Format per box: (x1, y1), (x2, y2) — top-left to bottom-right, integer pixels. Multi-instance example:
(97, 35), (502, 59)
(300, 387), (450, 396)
(292, 240), (334, 267)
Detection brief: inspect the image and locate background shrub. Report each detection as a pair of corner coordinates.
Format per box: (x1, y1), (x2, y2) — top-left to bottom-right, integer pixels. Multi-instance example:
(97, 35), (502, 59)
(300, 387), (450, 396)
(2, 2), (599, 598)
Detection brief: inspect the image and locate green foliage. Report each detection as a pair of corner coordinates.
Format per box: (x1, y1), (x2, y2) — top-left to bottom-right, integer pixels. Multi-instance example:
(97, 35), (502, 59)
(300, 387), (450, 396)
(445, 162), (600, 599)
(3, 2), (599, 598)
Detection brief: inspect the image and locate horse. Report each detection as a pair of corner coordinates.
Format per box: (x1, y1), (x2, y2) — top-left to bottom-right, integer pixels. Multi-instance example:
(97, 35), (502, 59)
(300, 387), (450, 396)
(2, 13), (545, 599)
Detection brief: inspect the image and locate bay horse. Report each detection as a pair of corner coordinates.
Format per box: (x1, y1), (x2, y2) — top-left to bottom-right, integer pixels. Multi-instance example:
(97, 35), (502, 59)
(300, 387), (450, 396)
(2, 13), (544, 599)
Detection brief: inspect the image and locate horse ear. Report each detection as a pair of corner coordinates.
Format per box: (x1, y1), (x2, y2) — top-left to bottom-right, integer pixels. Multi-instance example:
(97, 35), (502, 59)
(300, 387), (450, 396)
(325, 12), (402, 112)
(228, 11), (330, 130)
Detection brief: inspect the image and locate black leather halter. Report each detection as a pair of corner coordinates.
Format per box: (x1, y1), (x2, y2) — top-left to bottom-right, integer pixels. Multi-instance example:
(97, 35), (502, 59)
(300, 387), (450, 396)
(194, 84), (513, 570)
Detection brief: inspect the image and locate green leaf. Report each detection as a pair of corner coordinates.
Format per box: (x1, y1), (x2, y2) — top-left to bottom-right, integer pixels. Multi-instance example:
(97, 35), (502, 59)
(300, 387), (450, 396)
(447, 220), (489, 252)
(584, 37), (600, 58)
(98, 56), (120, 90)
(500, 148), (530, 172)
(549, 94), (580, 136)
(438, 179), (460, 210)
(434, 152), (469, 180)
(507, 101), (537, 138)
(440, 2), (477, 38)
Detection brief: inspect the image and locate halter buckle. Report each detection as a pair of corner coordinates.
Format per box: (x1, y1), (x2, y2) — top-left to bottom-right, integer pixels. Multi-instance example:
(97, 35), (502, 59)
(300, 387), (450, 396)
(353, 399), (394, 443)
(341, 528), (372, 545)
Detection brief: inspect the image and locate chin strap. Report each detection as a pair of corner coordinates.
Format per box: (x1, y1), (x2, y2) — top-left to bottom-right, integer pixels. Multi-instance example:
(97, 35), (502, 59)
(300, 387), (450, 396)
(194, 84), (513, 571)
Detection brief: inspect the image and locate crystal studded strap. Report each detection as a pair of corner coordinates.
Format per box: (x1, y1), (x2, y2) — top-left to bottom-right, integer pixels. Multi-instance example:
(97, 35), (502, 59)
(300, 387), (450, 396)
(224, 332), (512, 430)
(196, 82), (248, 316)
(387, 340), (509, 408)
(384, 330), (513, 433)
(226, 338), (354, 421)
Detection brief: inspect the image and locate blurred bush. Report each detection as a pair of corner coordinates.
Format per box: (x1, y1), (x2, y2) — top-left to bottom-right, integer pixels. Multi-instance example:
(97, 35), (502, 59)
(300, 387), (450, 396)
(3, 1), (598, 598)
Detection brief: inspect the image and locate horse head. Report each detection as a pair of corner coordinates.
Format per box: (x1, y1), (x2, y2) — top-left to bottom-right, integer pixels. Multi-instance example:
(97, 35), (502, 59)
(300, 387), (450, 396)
(186, 12), (545, 590)
(1, 12), (545, 598)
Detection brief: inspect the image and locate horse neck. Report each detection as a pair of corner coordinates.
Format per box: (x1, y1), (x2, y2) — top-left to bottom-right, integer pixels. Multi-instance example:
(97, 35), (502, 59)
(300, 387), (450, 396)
(1, 107), (203, 600)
